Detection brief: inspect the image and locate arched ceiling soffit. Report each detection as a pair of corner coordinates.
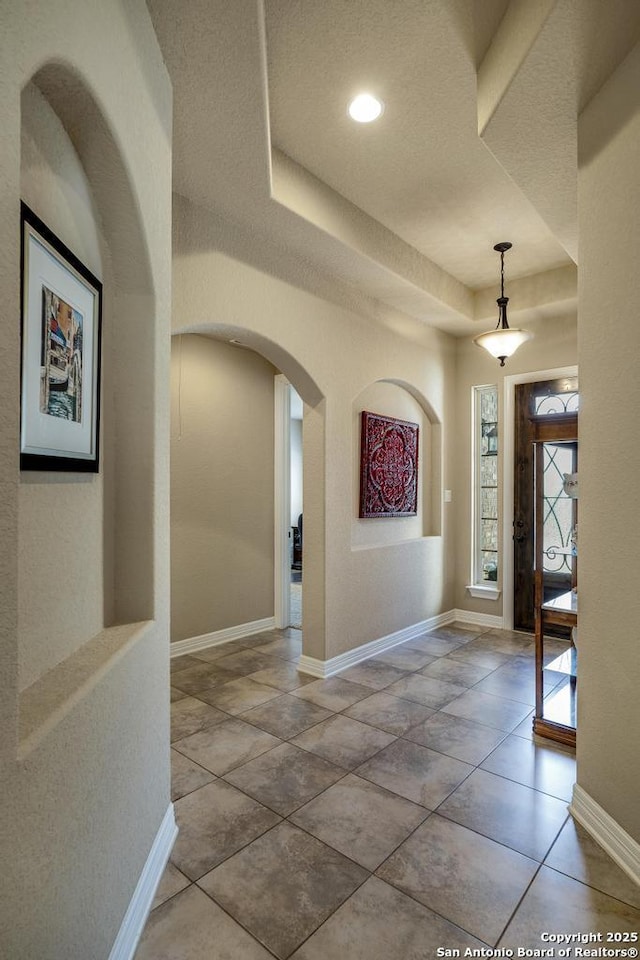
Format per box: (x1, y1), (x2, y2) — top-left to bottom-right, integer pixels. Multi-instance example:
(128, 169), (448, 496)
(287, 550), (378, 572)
(148, 1), (639, 337)
(172, 325), (324, 409)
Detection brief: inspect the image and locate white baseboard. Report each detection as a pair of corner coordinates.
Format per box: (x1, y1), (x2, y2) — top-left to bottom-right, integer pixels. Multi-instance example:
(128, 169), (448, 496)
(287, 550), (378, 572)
(298, 611), (456, 678)
(453, 608), (504, 630)
(570, 784), (640, 889)
(170, 617), (276, 658)
(108, 803), (177, 960)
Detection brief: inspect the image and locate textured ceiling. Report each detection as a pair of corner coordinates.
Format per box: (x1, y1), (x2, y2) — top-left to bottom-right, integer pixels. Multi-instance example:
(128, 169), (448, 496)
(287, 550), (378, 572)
(264, 0), (569, 290)
(146, 0), (640, 337)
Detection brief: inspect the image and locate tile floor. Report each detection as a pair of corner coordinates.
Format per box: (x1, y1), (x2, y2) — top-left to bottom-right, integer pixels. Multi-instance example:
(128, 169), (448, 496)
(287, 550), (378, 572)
(136, 624), (640, 959)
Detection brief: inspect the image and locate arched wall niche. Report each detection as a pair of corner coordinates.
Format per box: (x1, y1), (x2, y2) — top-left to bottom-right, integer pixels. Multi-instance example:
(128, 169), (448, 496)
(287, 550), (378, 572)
(18, 63), (157, 691)
(352, 377), (443, 549)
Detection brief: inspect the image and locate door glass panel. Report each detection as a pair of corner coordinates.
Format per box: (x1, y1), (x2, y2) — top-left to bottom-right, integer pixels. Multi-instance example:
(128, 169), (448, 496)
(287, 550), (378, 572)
(537, 435), (578, 736)
(542, 443), (577, 578)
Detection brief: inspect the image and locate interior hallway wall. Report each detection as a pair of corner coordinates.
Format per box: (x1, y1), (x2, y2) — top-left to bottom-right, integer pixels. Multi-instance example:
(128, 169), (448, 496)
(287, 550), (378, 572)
(454, 313), (578, 620)
(291, 414), (303, 527)
(170, 334), (276, 642)
(173, 194), (457, 664)
(0, 3), (172, 957)
(577, 41), (640, 845)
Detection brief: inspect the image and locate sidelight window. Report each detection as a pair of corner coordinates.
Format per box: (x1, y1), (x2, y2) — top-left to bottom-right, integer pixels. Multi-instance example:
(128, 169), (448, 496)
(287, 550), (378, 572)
(472, 385), (499, 589)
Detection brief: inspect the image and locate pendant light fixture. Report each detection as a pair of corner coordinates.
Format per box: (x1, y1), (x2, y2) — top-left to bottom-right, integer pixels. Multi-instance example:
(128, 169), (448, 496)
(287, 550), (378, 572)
(473, 242), (533, 366)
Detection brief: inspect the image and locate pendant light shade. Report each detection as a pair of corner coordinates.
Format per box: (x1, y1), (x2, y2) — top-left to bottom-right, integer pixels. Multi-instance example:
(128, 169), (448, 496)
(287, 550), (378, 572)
(473, 242), (533, 366)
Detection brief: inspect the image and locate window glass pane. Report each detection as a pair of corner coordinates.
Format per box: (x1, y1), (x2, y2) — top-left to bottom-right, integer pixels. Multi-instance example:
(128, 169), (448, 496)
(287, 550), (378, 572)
(480, 455), (498, 487)
(481, 518), (498, 551)
(533, 377), (579, 416)
(480, 389), (498, 422)
(474, 385), (499, 586)
(535, 392), (579, 415)
(481, 550), (498, 582)
(481, 487), (497, 520)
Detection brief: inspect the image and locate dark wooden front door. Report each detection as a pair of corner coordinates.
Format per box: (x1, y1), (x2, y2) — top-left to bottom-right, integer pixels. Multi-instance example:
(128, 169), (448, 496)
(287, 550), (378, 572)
(513, 377), (578, 632)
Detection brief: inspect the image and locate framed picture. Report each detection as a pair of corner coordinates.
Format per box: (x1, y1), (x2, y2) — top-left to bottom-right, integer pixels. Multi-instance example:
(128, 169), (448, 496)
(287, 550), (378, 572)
(20, 202), (102, 471)
(359, 410), (419, 518)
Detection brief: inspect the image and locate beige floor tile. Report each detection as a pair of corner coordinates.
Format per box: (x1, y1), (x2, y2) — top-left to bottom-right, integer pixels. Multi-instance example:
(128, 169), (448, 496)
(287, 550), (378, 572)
(196, 676), (282, 714)
(239, 693), (331, 738)
(385, 674), (469, 710)
(378, 814), (538, 945)
(405, 634), (468, 656)
(356, 738), (473, 808)
(170, 661), (244, 695)
(170, 697), (227, 743)
(419, 657), (494, 686)
(151, 862), (190, 910)
(499, 866), (640, 947)
(403, 712), (507, 765)
(198, 822), (368, 959)
(252, 635), (302, 661)
(464, 633), (536, 658)
(545, 819), (640, 908)
(171, 749), (216, 801)
(291, 714), (395, 769)
(441, 688), (532, 732)
(473, 658), (565, 706)
(374, 646), (437, 671)
(438, 768), (569, 860)
(512, 711), (535, 740)
(241, 630), (283, 647)
(213, 649), (284, 676)
(292, 876), (486, 959)
(480, 734), (576, 801)
(244, 660), (315, 692)
(224, 742), (345, 816)
(170, 687), (188, 703)
(291, 773), (428, 870)
(171, 780), (280, 880)
(448, 646), (512, 669)
(437, 622), (485, 636)
(173, 717), (281, 776)
(343, 691), (435, 735)
(290, 676), (373, 711)
(170, 654), (204, 677)
(135, 885), (273, 959)
(189, 642), (252, 662)
(339, 660), (410, 690)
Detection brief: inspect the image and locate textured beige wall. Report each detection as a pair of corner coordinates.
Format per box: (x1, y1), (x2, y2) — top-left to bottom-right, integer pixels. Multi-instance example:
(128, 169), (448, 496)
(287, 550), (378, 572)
(170, 334), (276, 641)
(352, 380), (434, 548)
(173, 195), (458, 662)
(577, 44), (640, 843)
(454, 313), (578, 618)
(0, 3), (172, 957)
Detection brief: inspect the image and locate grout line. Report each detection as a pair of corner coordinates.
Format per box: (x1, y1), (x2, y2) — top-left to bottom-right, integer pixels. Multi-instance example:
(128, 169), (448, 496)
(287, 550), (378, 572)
(163, 625), (585, 956)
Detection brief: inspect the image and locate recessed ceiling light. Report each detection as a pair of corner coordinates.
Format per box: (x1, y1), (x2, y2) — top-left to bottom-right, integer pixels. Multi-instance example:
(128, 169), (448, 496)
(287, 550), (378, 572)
(348, 93), (384, 123)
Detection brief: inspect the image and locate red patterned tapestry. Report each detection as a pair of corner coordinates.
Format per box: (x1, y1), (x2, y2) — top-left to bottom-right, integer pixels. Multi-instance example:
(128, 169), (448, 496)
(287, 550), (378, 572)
(359, 411), (419, 518)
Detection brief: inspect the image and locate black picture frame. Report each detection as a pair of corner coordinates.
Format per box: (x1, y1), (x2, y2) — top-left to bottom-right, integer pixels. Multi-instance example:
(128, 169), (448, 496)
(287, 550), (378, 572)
(20, 202), (102, 472)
